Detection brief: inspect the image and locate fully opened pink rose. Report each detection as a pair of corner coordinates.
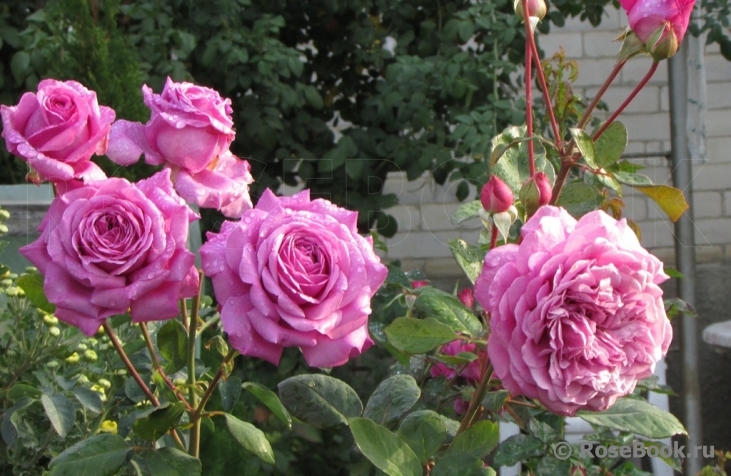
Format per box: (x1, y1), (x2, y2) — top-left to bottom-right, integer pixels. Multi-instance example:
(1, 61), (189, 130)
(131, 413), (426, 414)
(200, 189), (388, 368)
(1, 79), (114, 182)
(620, 0), (696, 58)
(106, 78), (253, 217)
(20, 169), (199, 335)
(475, 206), (671, 416)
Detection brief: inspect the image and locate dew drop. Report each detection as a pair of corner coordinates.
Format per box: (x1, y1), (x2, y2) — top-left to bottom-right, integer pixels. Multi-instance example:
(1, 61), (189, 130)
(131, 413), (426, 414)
(308, 381), (316, 388)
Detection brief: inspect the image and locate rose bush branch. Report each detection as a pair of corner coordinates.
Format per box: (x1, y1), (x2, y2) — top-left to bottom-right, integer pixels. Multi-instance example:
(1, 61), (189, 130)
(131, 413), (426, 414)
(139, 323), (194, 412)
(593, 61), (660, 140)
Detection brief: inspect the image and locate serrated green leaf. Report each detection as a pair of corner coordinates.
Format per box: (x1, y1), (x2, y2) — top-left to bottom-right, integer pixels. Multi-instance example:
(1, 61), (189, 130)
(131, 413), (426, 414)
(490, 125), (556, 194)
(492, 434), (543, 467)
(451, 200), (482, 225)
(613, 171), (653, 186)
(349, 418), (421, 476)
(432, 454), (495, 476)
(49, 434), (131, 476)
(363, 375), (420, 427)
(578, 398), (687, 438)
(144, 447), (202, 476)
(414, 287), (482, 336)
(133, 402), (185, 442)
(223, 413), (275, 464)
(556, 181), (604, 218)
(41, 394), (75, 437)
(448, 239), (486, 285)
(218, 376), (242, 412)
(243, 381), (292, 429)
(157, 320), (187, 373)
(384, 317), (458, 354)
(278, 374), (362, 429)
(570, 128), (597, 169)
(397, 410), (447, 464)
(594, 121), (627, 168)
(445, 420), (499, 459)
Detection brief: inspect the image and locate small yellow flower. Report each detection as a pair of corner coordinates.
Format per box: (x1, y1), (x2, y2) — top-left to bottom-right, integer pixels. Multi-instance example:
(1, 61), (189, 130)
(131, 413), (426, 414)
(99, 420), (118, 434)
(65, 352), (80, 364)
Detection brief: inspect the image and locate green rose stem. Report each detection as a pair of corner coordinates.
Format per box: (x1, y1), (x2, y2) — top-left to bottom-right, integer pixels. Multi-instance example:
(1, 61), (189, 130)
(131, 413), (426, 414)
(522, 0), (536, 177)
(139, 323), (194, 412)
(195, 348), (239, 415)
(187, 270), (204, 457)
(592, 60), (659, 140)
(180, 299), (189, 332)
(525, 21), (561, 148)
(455, 357), (493, 437)
(103, 322), (186, 450)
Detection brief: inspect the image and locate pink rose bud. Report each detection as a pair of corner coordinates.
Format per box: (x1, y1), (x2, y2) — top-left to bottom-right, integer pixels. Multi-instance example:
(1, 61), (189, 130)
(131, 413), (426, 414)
(458, 288), (475, 308)
(514, 0), (547, 21)
(619, 0), (695, 60)
(519, 172), (552, 215)
(411, 280), (429, 289)
(480, 176), (514, 214)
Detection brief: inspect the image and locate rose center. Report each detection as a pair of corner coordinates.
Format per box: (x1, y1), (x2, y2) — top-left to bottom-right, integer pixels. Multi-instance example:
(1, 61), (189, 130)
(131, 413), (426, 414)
(76, 207), (149, 274)
(277, 233), (331, 304)
(46, 94), (76, 122)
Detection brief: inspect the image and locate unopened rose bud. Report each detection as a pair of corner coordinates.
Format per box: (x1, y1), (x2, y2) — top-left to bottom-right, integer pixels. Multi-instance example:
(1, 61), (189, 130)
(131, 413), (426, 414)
(458, 288), (475, 308)
(514, 0), (547, 21)
(411, 280), (429, 289)
(519, 172), (552, 216)
(480, 176), (514, 214)
(646, 23), (679, 60)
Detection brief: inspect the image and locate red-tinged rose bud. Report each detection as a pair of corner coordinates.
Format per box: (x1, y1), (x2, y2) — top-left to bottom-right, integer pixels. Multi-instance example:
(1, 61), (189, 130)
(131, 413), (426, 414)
(514, 0), (547, 21)
(481, 176), (514, 214)
(458, 288), (475, 308)
(411, 280), (429, 289)
(519, 172), (552, 216)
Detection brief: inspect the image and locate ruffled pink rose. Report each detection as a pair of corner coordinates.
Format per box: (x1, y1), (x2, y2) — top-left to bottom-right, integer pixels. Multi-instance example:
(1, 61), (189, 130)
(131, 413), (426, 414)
(106, 78), (253, 217)
(200, 189), (388, 368)
(1, 79), (114, 182)
(19, 169), (199, 335)
(620, 0), (695, 57)
(430, 340), (482, 383)
(475, 206), (671, 416)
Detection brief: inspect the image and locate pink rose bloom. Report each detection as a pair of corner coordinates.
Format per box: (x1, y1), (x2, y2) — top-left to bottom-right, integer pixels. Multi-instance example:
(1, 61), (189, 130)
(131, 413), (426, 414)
(430, 340), (482, 383)
(106, 78), (253, 218)
(620, 0), (695, 51)
(200, 189), (388, 368)
(19, 169), (199, 335)
(475, 206), (671, 416)
(1, 79), (114, 183)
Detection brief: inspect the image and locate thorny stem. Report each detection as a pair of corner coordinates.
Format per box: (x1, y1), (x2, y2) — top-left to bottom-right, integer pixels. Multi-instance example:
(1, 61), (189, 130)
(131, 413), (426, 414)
(455, 355), (492, 437)
(576, 59), (626, 131)
(526, 25), (561, 148)
(187, 270), (205, 457)
(103, 323), (188, 451)
(489, 225), (499, 250)
(522, 0), (536, 177)
(195, 348), (238, 416)
(139, 323), (194, 412)
(593, 61), (659, 141)
(104, 322), (159, 407)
